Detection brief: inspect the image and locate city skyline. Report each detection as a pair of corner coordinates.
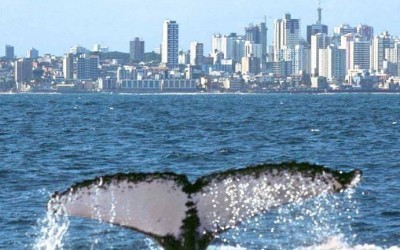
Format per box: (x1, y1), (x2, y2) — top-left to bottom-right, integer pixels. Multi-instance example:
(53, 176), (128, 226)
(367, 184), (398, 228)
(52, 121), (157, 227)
(1, 0), (399, 57)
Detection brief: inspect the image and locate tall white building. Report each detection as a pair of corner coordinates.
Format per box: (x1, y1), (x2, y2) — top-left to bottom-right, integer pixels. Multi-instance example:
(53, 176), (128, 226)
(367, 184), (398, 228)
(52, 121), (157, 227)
(319, 45), (346, 81)
(162, 20), (179, 68)
(311, 33), (330, 75)
(371, 31), (394, 72)
(190, 42), (204, 66)
(340, 33), (355, 70)
(63, 53), (74, 79)
(274, 13), (300, 61)
(221, 33), (237, 60)
(212, 34), (223, 54)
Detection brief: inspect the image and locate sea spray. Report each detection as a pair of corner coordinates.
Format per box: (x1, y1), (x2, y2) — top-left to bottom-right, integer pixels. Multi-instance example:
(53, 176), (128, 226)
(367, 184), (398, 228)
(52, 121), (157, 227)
(33, 199), (69, 250)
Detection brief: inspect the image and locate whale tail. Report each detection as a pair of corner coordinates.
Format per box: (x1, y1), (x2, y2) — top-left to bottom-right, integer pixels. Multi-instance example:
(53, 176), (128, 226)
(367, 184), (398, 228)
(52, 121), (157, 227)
(49, 162), (362, 250)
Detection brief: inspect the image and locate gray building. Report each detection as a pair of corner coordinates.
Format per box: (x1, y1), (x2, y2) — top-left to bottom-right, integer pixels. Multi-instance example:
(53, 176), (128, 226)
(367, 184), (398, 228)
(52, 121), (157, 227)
(77, 54), (99, 80)
(5, 45), (14, 60)
(130, 37), (145, 62)
(15, 58), (33, 83)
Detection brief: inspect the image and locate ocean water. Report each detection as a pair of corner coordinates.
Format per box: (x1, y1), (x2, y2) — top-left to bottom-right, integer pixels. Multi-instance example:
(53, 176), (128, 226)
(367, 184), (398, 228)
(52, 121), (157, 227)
(0, 93), (399, 250)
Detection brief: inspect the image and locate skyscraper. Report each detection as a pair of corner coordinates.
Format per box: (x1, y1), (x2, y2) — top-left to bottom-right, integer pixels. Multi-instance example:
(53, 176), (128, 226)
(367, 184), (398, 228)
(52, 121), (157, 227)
(245, 22), (267, 63)
(130, 37), (145, 62)
(371, 31), (394, 72)
(349, 37), (371, 70)
(310, 33), (330, 75)
(15, 58), (33, 83)
(27, 48), (39, 59)
(211, 34), (223, 54)
(274, 13), (300, 61)
(356, 24), (374, 41)
(63, 53), (74, 79)
(162, 20), (179, 68)
(306, 2), (328, 45)
(319, 45), (346, 81)
(190, 41), (204, 66)
(5, 45), (14, 60)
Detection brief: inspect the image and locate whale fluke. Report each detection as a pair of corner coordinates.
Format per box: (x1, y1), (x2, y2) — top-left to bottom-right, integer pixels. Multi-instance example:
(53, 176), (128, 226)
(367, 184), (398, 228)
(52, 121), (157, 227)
(48, 162), (362, 250)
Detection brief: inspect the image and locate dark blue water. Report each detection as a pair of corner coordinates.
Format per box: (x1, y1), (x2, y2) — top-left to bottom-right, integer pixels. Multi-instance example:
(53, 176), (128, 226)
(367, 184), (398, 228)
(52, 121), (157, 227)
(0, 93), (399, 249)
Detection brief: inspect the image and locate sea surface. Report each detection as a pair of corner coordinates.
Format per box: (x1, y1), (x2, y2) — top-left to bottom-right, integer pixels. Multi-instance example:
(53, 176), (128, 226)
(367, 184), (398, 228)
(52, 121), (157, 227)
(0, 93), (399, 250)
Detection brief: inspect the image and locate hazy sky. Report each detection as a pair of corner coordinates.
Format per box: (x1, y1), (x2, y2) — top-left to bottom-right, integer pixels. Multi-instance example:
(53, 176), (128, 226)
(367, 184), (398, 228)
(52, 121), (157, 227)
(1, 0), (399, 57)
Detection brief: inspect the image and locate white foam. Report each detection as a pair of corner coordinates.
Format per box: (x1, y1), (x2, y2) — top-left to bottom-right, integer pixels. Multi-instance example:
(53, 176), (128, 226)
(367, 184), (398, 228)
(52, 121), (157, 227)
(296, 236), (400, 250)
(33, 203), (69, 250)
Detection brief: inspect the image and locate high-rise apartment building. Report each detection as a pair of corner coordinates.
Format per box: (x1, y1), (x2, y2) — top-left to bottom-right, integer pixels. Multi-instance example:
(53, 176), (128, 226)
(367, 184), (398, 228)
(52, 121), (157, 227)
(371, 31), (394, 72)
(211, 34), (223, 54)
(5, 45), (14, 60)
(245, 22), (267, 59)
(245, 41), (262, 59)
(319, 45), (346, 81)
(340, 33), (355, 70)
(15, 58), (33, 83)
(274, 13), (300, 61)
(356, 24), (374, 41)
(310, 33), (330, 75)
(77, 54), (99, 80)
(130, 37), (145, 62)
(306, 3), (328, 45)
(63, 53), (74, 79)
(241, 56), (260, 75)
(162, 20), (179, 68)
(349, 37), (371, 70)
(27, 48), (39, 59)
(277, 43), (309, 75)
(190, 42), (204, 66)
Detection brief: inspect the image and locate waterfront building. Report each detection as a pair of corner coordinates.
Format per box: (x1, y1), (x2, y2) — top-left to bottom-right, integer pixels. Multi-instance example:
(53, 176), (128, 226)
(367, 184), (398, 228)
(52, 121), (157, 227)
(117, 66), (136, 82)
(190, 41), (204, 66)
(241, 56), (260, 75)
(311, 33), (330, 75)
(319, 45), (346, 81)
(306, 2), (328, 45)
(15, 58), (33, 84)
(27, 48), (39, 59)
(63, 53), (74, 79)
(77, 54), (99, 80)
(349, 37), (371, 70)
(130, 37), (145, 62)
(178, 50), (190, 65)
(340, 33), (355, 70)
(274, 13), (300, 61)
(162, 20), (179, 68)
(371, 31), (394, 72)
(120, 79), (198, 92)
(5, 45), (14, 60)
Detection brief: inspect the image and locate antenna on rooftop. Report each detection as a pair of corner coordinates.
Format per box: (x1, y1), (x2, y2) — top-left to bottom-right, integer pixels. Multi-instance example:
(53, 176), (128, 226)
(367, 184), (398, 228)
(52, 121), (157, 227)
(317, 0), (322, 24)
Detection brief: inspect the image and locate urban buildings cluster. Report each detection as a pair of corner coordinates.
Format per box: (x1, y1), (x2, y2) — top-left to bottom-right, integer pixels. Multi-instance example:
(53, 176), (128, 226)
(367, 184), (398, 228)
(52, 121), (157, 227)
(1, 4), (400, 93)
